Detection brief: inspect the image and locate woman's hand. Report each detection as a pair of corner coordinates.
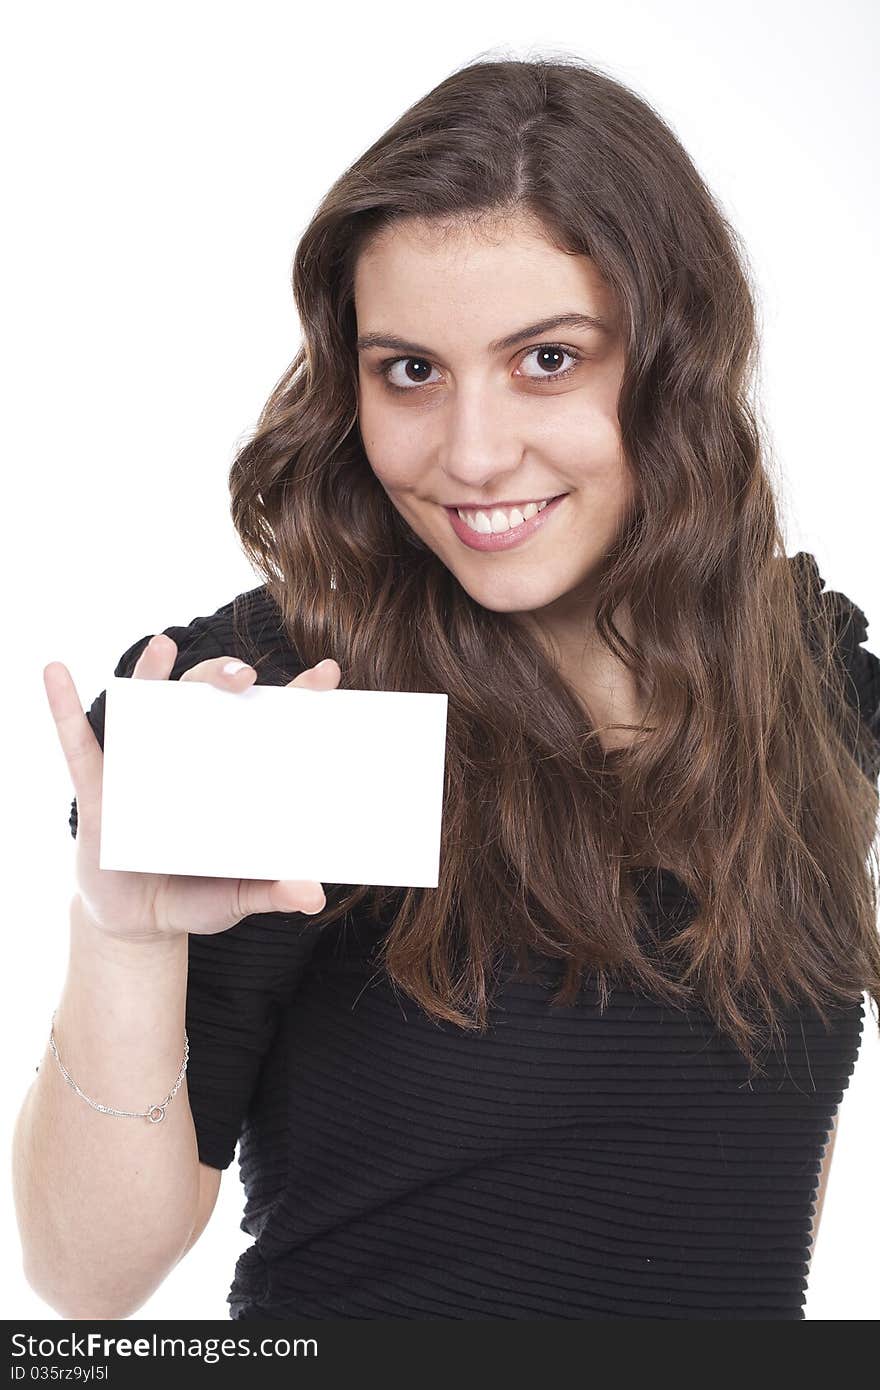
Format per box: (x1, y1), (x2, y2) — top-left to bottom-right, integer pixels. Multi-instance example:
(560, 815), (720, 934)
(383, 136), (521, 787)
(44, 634), (341, 943)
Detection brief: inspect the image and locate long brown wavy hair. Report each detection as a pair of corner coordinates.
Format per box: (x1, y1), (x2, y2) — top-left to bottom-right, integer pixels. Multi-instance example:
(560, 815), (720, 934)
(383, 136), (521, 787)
(226, 53), (880, 1071)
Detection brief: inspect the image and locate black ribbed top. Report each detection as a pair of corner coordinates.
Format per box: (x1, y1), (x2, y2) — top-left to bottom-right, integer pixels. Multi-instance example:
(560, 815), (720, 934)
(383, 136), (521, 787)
(69, 553), (879, 1320)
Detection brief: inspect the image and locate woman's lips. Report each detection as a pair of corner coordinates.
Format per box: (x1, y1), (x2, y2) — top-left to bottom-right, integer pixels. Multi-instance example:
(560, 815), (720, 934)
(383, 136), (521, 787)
(445, 494), (568, 552)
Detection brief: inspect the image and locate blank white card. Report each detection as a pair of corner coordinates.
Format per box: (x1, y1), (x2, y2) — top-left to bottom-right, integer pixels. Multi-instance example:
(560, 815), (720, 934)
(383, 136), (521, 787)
(99, 677), (449, 888)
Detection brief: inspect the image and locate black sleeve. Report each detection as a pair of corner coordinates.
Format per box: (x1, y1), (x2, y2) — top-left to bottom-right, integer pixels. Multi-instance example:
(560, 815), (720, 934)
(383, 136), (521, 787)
(68, 599), (327, 1171)
(789, 550), (880, 783)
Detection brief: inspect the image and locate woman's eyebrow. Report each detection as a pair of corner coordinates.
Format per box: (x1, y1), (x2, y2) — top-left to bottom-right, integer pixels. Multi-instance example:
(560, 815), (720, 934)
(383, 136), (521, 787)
(355, 312), (610, 356)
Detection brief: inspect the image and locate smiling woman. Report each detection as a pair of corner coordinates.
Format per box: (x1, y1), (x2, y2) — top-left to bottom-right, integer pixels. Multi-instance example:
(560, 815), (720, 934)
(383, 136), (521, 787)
(217, 55), (880, 1320)
(21, 53), (880, 1325)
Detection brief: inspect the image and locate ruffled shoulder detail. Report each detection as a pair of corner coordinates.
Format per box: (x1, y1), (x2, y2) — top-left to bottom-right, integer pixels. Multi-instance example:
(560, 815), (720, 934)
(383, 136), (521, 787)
(789, 551), (880, 780)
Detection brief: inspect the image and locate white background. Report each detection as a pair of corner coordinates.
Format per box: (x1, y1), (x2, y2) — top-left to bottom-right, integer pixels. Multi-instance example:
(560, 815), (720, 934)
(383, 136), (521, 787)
(2, 0), (877, 1321)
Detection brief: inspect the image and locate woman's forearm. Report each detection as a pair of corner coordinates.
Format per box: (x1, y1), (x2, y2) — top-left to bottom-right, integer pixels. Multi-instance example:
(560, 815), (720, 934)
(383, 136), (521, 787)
(12, 894), (201, 1319)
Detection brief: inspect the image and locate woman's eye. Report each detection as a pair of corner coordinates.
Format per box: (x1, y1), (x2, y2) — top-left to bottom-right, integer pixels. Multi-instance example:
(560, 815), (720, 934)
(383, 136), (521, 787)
(516, 344), (582, 382)
(380, 357), (442, 391)
(378, 343), (582, 393)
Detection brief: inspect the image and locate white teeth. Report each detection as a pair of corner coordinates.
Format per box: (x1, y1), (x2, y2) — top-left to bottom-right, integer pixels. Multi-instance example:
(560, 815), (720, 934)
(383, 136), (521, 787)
(456, 498), (551, 534)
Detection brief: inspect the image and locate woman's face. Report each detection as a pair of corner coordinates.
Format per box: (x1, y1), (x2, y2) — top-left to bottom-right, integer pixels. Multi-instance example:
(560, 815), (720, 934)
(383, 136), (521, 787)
(354, 211), (633, 633)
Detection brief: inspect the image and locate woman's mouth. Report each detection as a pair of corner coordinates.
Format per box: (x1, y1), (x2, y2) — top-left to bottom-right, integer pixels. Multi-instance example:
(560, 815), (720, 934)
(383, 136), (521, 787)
(445, 494), (568, 552)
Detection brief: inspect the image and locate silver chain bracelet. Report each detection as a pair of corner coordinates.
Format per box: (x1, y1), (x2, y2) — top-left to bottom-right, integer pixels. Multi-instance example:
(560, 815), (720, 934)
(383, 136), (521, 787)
(43, 1009), (190, 1124)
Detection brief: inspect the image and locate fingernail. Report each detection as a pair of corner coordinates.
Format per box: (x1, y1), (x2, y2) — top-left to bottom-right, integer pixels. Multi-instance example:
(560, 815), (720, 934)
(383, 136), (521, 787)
(223, 660), (248, 676)
(314, 659), (333, 670)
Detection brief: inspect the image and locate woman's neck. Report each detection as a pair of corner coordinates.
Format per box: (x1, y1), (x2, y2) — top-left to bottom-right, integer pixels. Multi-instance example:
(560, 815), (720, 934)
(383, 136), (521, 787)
(518, 594), (648, 751)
